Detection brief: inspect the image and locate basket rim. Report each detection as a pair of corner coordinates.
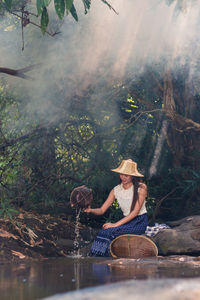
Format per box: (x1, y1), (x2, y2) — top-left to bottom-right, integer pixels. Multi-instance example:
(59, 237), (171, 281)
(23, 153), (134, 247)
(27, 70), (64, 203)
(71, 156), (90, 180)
(110, 234), (158, 258)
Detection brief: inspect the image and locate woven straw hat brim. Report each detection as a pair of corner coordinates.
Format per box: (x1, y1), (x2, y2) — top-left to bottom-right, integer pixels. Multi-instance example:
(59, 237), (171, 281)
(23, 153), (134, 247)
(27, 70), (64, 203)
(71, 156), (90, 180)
(111, 168), (144, 177)
(111, 159), (144, 177)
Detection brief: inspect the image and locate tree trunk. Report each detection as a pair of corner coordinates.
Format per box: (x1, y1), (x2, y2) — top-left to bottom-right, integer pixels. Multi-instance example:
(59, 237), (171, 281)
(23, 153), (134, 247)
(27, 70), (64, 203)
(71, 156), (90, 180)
(163, 69), (200, 169)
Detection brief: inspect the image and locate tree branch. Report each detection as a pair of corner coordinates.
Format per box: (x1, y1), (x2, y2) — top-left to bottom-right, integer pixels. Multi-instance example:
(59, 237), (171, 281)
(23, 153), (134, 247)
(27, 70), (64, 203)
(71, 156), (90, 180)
(0, 126), (46, 151)
(164, 110), (200, 132)
(0, 65), (38, 79)
(152, 187), (177, 221)
(10, 11), (61, 37)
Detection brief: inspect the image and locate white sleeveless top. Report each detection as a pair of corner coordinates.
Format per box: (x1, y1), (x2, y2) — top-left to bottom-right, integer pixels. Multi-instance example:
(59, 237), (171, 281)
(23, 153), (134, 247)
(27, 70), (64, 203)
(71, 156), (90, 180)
(113, 184), (147, 216)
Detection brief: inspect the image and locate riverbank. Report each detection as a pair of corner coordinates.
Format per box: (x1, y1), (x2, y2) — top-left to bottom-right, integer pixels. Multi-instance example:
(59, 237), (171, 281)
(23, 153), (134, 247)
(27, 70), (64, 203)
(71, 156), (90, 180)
(1, 211), (200, 263)
(0, 211), (95, 264)
(0, 212), (200, 299)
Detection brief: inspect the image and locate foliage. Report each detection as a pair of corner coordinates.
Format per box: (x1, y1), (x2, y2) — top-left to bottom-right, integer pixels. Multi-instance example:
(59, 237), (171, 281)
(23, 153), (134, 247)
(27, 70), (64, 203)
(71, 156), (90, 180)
(0, 0), (116, 34)
(0, 198), (18, 218)
(0, 57), (200, 224)
(147, 167), (200, 222)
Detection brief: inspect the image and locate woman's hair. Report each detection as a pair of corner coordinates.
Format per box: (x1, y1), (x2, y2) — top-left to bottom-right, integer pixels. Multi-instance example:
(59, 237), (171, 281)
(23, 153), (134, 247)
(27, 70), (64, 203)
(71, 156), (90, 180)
(130, 177), (143, 212)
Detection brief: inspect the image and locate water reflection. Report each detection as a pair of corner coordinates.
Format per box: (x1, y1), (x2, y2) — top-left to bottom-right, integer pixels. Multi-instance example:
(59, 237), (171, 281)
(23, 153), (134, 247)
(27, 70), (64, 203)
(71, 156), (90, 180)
(107, 262), (158, 280)
(0, 256), (200, 300)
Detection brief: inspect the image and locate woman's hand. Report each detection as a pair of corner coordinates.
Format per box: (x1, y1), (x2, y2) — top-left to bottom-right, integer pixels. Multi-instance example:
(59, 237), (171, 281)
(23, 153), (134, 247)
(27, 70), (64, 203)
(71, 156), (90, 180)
(83, 206), (91, 213)
(83, 207), (104, 215)
(102, 222), (117, 229)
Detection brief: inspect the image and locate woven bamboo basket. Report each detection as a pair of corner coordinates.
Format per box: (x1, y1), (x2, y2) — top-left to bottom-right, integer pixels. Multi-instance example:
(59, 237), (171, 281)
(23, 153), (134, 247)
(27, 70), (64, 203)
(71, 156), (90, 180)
(70, 185), (93, 209)
(110, 234), (158, 259)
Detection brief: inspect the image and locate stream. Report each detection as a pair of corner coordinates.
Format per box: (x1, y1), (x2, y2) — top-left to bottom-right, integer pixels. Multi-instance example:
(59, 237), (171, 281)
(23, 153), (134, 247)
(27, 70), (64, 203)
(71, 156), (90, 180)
(1, 255), (200, 300)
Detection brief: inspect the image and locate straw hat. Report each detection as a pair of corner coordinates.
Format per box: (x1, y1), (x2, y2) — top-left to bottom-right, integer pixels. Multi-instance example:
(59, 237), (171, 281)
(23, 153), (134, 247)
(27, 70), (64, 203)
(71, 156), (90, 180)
(111, 159), (144, 177)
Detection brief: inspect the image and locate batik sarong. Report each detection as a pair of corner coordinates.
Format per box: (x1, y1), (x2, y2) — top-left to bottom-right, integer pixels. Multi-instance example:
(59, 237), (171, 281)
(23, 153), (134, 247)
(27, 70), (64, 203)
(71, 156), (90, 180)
(89, 213), (148, 257)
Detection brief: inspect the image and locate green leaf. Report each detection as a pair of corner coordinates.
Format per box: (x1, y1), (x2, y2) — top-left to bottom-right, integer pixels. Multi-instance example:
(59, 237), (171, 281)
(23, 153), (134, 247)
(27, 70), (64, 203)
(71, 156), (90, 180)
(37, 0), (44, 16)
(100, 0), (118, 14)
(70, 4), (78, 21)
(41, 7), (49, 34)
(65, 0), (73, 12)
(9, 208), (18, 214)
(82, 0), (91, 14)
(4, 0), (12, 10)
(54, 0), (65, 19)
(44, 0), (52, 6)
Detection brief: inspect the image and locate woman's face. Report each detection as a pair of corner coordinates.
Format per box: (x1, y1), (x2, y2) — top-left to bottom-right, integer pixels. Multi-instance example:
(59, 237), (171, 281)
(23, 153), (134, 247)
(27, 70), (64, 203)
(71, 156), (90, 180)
(120, 174), (133, 185)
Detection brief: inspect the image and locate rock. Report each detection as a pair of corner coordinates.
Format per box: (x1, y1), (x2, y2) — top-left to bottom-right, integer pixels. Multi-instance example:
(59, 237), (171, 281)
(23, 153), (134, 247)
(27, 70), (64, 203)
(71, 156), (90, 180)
(56, 239), (74, 249)
(191, 229), (200, 241)
(151, 215), (200, 255)
(42, 278), (200, 300)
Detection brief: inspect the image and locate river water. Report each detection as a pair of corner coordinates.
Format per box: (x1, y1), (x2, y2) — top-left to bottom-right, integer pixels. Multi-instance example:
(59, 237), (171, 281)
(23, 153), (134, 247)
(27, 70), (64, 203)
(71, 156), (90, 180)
(1, 255), (200, 300)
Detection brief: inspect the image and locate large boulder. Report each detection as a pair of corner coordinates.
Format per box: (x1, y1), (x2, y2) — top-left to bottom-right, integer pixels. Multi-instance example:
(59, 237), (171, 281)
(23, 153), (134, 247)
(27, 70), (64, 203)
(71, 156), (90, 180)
(151, 215), (200, 255)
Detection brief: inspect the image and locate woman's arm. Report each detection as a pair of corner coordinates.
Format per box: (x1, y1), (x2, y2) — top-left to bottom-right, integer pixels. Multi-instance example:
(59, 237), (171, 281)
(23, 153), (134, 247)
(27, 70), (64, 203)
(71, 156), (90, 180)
(84, 189), (115, 216)
(103, 183), (147, 229)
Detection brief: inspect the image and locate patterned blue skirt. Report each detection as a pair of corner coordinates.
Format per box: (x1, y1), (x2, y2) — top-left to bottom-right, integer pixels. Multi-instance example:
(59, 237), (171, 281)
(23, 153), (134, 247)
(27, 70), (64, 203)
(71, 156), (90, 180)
(89, 213), (148, 257)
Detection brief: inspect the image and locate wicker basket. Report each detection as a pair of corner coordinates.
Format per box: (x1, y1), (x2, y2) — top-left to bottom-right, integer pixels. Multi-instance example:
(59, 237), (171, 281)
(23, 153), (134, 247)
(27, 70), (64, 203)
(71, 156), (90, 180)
(70, 185), (93, 209)
(110, 234), (158, 259)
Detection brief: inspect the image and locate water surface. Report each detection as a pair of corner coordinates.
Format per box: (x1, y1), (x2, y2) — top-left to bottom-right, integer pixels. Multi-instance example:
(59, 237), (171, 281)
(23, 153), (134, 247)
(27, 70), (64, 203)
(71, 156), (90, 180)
(1, 256), (200, 300)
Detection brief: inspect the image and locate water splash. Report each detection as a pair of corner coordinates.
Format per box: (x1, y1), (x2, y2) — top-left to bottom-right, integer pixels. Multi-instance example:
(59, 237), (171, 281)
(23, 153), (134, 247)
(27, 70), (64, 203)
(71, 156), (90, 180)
(72, 208), (82, 258)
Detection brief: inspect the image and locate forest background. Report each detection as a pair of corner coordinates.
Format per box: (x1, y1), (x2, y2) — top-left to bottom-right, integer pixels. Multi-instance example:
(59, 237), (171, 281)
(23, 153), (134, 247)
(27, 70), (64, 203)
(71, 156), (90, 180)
(0, 0), (199, 228)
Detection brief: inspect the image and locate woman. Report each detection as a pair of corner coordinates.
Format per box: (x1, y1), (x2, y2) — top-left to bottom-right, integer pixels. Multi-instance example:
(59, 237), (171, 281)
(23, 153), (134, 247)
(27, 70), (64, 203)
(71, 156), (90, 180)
(84, 159), (148, 257)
